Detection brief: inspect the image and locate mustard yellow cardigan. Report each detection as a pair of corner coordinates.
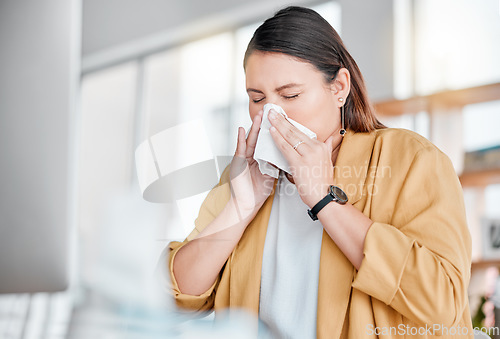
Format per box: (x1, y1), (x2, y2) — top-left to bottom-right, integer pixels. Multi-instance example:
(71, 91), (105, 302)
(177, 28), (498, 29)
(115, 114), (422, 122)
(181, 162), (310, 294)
(167, 128), (474, 338)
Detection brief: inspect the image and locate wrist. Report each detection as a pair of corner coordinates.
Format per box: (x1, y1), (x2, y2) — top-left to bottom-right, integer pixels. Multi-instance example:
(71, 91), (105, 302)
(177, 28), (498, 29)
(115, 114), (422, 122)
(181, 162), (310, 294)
(306, 183), (332, 209)
(225, 197), (259, 223)
(316, 197), (344, 218)
(307, 184), (348, 221)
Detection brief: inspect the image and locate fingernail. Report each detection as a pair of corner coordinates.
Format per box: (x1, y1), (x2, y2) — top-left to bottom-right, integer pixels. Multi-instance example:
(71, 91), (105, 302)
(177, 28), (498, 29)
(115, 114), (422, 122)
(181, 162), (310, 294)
(270, 126), (276, 132)
(269, 111), (276, 120)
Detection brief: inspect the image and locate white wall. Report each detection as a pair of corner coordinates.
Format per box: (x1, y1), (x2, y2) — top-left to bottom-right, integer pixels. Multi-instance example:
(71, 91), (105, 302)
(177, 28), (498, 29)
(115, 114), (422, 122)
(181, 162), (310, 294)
(82, 0), (251, 55)
(339, 0), (394, 100)
(81, 0), (396, 99)
(0, 0), (81, 293)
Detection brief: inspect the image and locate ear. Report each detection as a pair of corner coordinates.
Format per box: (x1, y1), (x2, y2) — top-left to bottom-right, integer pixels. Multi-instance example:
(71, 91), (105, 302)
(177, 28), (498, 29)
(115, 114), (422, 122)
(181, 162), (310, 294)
(330, 68), (351, 105)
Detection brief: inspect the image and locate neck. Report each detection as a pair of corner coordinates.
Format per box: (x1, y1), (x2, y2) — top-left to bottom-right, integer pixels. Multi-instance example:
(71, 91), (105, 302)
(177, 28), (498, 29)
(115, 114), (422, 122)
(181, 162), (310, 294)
(331, 140), (342, 165)
(330, 128), (345, 165)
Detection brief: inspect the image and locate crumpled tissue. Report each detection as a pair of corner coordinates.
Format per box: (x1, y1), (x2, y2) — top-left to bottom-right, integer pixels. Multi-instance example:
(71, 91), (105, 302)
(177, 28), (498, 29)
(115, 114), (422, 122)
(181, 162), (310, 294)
(253, 103), (317, 178)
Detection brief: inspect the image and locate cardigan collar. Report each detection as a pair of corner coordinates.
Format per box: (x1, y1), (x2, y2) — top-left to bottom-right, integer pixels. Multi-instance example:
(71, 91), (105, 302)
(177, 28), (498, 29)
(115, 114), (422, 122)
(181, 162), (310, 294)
(334, 129), (377, 206)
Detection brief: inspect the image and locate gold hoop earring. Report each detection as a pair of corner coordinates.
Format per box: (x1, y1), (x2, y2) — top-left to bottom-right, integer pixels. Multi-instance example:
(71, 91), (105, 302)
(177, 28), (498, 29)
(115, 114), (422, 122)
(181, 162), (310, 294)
(339, 97), (346, 136)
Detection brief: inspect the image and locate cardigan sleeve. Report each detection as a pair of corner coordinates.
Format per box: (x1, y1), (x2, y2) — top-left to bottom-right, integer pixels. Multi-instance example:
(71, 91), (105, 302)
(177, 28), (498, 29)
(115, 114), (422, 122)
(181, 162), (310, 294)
(352, 145), (472, 328)
(162, 164), (232, 312)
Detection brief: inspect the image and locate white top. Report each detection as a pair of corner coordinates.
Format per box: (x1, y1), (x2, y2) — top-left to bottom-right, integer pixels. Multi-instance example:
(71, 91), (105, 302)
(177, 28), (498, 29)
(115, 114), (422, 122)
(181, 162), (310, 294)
(259, 170), (324, 338)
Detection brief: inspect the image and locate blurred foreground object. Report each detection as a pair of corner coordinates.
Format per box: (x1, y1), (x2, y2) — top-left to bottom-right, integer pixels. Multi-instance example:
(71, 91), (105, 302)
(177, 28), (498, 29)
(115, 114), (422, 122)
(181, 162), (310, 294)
(135, 119), (220, 203)
(0, 0), (80, 293)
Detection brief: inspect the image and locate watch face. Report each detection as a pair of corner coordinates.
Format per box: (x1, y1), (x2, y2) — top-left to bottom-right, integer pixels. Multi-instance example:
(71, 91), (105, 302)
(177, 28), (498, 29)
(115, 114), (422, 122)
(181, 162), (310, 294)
(329, 186), (348, 204)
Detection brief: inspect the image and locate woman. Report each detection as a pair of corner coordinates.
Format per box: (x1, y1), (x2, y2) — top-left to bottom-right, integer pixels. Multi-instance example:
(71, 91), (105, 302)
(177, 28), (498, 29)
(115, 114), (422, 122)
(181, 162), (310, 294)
(165, 6), (473, 338)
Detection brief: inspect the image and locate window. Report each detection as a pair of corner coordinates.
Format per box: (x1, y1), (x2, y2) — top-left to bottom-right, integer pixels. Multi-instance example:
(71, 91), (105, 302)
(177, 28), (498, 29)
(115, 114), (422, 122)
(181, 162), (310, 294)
(414, 0), (500, 95)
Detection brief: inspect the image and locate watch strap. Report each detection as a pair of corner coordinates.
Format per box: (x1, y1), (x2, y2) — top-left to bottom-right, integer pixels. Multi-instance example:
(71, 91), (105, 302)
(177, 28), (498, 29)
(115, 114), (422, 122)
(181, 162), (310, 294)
(307, 194), (335, 221)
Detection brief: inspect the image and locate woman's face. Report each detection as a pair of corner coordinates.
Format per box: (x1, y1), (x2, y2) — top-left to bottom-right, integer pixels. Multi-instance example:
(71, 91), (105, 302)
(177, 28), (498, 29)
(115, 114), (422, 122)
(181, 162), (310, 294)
(245, 51), (341, 142)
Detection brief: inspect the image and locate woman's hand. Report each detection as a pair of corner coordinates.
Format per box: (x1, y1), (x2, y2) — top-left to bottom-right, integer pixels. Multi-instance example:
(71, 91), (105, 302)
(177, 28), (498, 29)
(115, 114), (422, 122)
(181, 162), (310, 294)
(229, 110), (275, 219)
(267, 109), (340, 208)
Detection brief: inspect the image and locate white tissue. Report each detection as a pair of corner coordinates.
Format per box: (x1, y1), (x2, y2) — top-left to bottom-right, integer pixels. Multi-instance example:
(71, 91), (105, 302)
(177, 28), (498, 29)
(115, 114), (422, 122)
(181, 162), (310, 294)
(254, 103), (317, 179)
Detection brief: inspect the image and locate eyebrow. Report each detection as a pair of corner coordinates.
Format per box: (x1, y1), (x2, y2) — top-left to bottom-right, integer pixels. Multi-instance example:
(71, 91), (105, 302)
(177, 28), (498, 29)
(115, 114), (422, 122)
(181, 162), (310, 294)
(246, 83), (303, 94)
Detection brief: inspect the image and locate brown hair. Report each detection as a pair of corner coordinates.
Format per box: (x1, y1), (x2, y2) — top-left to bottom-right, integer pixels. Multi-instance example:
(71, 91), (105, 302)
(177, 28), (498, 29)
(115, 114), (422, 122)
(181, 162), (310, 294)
(244, 6), (385, 132)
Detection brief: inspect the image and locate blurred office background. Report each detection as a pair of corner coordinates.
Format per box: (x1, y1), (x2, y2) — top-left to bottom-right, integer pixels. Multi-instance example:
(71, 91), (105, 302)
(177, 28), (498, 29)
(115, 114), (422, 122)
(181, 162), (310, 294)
(1, 0), (500, 338)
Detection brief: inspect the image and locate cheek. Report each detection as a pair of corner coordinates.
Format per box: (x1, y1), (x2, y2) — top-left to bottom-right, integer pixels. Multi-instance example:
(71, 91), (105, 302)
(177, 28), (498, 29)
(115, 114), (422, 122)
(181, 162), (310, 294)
(286, 96), (338, 140)
(285, 93), (333, 125)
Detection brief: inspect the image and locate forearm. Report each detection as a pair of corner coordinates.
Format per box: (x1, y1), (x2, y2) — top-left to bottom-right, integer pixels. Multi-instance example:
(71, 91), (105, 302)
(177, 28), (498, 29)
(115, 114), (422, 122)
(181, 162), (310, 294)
(317, 201), (373, 270)
(173, 198), (259, 296)
(351, 221), (471, 327)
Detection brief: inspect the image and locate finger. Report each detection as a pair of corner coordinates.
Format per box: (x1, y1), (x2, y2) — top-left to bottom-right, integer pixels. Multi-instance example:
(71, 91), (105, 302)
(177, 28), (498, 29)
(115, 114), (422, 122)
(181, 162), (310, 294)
(231, 127), (250, 182)
(246, 111), (263, 157)
(268, 109), (313, 150)
(235, 127), (246, 158)
(269, 125), (300, 164)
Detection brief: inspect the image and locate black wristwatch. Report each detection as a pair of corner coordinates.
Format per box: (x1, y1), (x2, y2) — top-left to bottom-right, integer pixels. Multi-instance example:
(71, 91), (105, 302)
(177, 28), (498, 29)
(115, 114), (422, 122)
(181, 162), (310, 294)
(307, 185), (348, 221)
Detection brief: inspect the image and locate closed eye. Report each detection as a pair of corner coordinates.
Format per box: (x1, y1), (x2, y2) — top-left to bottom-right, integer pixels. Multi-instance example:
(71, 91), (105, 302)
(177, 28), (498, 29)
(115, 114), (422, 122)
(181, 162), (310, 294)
(284, 94), (299, 100)
(252, 98), (265, 103)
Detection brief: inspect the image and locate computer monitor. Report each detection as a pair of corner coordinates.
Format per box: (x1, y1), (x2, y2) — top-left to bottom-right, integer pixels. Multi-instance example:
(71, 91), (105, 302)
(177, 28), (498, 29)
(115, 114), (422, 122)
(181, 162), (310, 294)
(0, 0), (77, 294)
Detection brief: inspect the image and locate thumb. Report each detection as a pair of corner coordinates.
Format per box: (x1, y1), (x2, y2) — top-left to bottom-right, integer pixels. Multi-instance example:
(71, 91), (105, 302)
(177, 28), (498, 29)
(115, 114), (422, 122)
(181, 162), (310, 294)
(235, 127), (246, 158)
